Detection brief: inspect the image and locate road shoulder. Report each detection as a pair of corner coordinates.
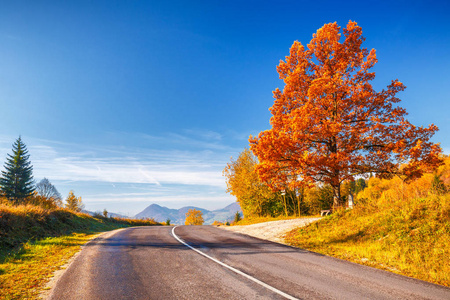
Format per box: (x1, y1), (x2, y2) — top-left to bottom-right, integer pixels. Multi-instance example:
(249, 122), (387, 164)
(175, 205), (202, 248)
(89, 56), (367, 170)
(219, 217), (321, 244)
(39, 228), (127, 299)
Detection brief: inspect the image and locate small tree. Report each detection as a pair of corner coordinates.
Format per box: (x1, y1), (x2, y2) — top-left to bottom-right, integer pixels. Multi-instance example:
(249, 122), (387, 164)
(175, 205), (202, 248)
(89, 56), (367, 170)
(234, 211), (242, 223)
(36, 178), (63, 207)
(65, 191), (84, 212)
(223, 149), (276, 217)
(0, 137), (35, 204)
(28, 191), (59, 209)
(185, 209), (204, 225)
(103, 208), (108, 217)
(166, 218), (171, 226)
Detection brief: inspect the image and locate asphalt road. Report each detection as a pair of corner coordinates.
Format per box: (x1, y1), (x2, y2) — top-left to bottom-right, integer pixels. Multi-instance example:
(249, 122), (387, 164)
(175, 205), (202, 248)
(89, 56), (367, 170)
(48, 226), (450, 300)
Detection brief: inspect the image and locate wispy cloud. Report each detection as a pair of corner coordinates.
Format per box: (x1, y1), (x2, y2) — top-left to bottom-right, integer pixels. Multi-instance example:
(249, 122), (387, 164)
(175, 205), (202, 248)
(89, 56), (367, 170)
(0, 131), (241, 213)
(30, 146), (228, 188)
(182, 128), (222, 141)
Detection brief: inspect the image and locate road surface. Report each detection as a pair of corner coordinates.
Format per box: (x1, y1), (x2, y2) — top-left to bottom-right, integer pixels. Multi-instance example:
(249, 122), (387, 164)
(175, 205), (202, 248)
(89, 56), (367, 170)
(48, 226), (450, 299)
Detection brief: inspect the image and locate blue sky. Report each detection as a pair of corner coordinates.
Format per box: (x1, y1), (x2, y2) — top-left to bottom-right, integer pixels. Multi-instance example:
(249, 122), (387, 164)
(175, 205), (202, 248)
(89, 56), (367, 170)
(0, 1), (449, 215)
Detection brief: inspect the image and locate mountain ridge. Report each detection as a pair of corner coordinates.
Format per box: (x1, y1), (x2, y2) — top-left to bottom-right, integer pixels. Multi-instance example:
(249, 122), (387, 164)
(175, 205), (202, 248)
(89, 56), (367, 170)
(135, 202), (242, 225)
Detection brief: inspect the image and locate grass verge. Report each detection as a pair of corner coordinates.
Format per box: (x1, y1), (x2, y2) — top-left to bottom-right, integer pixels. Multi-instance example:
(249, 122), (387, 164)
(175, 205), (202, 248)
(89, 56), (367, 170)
(0, 232), (102, 299)
(284, 195), (450, 287)
(0, 204), (159, 299)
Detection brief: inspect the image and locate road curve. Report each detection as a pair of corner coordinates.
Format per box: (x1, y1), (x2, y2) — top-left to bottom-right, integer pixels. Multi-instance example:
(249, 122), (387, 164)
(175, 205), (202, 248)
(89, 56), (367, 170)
(48, 226), (450, 300)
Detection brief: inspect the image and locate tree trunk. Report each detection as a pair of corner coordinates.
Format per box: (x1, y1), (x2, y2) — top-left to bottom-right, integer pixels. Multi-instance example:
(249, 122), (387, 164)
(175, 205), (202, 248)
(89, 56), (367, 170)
(282, 193), (288, 217)
(297, 188), (303, 217)
(332, 183), (342, 208)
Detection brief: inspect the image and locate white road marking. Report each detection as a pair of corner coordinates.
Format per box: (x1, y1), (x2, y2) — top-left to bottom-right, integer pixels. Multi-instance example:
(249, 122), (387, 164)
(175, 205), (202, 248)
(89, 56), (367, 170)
(172, 226), (299, 300)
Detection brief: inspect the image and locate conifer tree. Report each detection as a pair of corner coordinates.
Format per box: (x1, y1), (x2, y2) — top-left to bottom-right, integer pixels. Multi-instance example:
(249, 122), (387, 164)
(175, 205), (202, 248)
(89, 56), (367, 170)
(0, 137), (35, 203)
(234, 211), (242, 223)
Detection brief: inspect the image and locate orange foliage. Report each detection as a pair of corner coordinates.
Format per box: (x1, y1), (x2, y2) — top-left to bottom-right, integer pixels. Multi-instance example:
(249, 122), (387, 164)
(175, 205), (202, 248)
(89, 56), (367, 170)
(250, 21), (441, 207)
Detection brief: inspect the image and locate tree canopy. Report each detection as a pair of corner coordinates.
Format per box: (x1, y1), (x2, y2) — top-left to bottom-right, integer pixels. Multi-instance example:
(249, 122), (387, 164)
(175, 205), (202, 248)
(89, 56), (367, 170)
(185, 209), (204, 225)
(223, 149), (276, 217)
(250, 21), (441, 207)
(0, 137), (35, 203)
(36, 178), (63, 207)
(65, 190), (84, 212)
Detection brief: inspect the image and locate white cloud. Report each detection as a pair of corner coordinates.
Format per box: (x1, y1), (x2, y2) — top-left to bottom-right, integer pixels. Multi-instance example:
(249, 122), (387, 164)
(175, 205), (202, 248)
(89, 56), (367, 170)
(31, 150), (227, 188)
(182, 128), (222, 141)
(87, 193), (234, 204)
(0, 131), (240, 213)
(25, 131), (233, 189)
(85, 193), (236, 215)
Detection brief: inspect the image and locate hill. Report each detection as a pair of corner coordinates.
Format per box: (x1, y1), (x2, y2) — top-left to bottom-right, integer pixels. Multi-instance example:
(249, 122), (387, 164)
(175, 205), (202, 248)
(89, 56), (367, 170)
(82, 209), (128, 219)
(203, 202), (241, 224)
(0, 204), (160, 255)
(135, 202), (242, 225)
(0, 204), (160, 299)
(284, 173), (450, 287)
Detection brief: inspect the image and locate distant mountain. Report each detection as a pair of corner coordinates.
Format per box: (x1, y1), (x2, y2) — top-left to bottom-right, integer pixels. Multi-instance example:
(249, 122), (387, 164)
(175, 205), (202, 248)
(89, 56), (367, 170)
(203, 202), (242, 224)
(134, 204), (209, 224)
(82, 209), (128, 219)
(134, 202), (242, 225)
(107, 212), (129, 218)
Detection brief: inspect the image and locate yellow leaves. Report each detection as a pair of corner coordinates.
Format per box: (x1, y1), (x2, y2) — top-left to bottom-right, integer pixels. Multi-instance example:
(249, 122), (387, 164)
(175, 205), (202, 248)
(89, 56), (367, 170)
(223, 149), (276, 217)
(185, 209), (204, 225)
(65, 190), (84, 212)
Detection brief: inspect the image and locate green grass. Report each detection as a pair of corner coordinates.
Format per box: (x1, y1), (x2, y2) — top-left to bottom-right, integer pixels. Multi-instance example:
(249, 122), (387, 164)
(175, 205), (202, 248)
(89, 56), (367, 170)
(284, 195), (450, 287)
(0, 232), (101, 299)
(0, 204), (160, 299)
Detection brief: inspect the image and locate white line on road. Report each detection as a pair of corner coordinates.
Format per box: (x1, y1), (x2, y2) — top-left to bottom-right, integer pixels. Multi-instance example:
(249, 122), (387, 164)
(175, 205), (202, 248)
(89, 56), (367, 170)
(172, 226), (299, 300)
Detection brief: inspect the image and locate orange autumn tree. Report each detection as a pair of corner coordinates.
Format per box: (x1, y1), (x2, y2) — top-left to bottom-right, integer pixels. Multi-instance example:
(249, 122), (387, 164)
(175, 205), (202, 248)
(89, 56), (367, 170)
(249, 21), (441, 207)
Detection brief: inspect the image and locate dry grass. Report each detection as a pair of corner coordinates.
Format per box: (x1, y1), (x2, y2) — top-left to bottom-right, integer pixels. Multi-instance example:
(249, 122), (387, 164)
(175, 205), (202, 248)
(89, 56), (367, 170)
(0, 204), (160, 299)
(0, 204), (158, 254)
(285, 192), (450, 287)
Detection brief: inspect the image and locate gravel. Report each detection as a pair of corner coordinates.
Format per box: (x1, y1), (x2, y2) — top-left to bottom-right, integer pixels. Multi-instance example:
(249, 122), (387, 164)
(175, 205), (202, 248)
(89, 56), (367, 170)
(220, 217), (321, 244)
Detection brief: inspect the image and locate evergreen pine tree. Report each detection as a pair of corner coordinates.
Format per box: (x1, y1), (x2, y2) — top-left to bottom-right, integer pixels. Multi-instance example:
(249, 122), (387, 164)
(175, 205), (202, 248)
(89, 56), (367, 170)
(0, 137), (35, 203)
(234, 211), (242, 223)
